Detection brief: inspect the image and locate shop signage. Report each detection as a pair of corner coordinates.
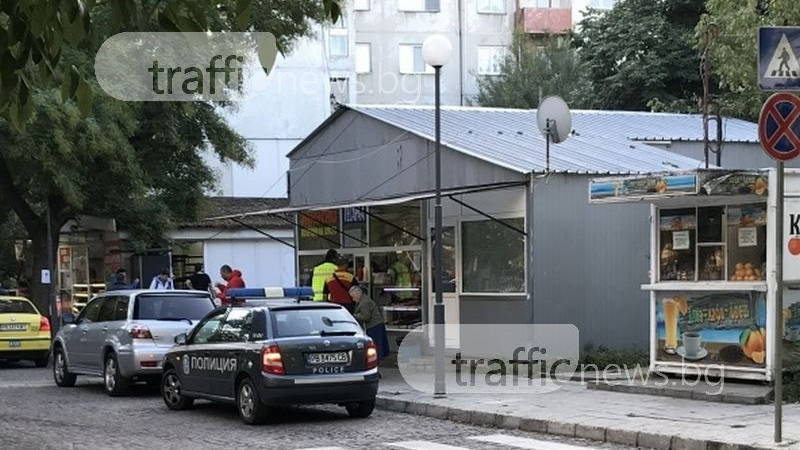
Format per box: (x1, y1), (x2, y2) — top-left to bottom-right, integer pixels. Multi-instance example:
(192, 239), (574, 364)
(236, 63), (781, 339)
(700, 171), (769, 196)
(589, 173), (697, 202)
(342, 207), (366, 224)
(784, 198), (800, 282)
(758, 92), (800, 161)
(299, 210), (339, 238)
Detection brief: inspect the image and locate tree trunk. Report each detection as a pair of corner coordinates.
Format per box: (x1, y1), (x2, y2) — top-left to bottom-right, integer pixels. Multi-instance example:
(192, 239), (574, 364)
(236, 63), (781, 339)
(28, 224), (58, 321)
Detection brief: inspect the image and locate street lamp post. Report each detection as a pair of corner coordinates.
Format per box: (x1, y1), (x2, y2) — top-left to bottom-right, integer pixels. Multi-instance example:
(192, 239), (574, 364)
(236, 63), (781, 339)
(422, 34), (452, 399)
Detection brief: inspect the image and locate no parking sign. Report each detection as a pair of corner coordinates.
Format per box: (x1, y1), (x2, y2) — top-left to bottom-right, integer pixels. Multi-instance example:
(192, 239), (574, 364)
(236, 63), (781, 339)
(759, 92), (800, 161)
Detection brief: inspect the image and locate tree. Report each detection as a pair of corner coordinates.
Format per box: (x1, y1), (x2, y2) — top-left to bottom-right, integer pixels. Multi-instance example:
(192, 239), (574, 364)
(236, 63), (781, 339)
(699, 0), (800, 121)
(0, 0), (341, 313)
(476, 32), (592, 109)
(574, 0), (705, 111)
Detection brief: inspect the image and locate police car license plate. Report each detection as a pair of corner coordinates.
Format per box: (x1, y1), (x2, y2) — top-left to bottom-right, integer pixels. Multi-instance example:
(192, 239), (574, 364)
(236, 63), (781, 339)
(8, 340), (21, 348)
(0, 324), (26, 332)
(307, 352), (349, 365)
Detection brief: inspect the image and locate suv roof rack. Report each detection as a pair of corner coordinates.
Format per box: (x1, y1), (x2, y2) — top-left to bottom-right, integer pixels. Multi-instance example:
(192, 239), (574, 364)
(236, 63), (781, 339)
(226, 287), (315, 305)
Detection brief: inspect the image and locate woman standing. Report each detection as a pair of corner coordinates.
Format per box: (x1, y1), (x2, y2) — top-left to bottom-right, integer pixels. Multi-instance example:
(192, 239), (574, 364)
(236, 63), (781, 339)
(349, 286), (390, 362)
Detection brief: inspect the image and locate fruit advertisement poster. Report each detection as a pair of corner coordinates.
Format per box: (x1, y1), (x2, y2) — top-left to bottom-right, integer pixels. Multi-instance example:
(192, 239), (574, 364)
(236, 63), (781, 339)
(656, 291), (767, 367)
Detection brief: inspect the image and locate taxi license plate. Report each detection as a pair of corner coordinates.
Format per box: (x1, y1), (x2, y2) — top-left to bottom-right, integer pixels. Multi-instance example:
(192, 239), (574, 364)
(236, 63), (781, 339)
(307, 352), (349, 365)
(8, 340), (21, 348)
(0, 324), (26, 332)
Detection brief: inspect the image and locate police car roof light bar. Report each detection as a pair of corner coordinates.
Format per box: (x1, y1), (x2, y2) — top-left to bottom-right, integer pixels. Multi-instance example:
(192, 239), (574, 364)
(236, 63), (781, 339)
(226, 287), (314, 299)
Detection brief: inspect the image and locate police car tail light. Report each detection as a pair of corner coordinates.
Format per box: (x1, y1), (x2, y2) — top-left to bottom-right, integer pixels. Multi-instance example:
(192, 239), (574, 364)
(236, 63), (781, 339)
(366, 342), (378, 370)
(129, 325), (153, 340)
(262, 345), (284, 375)
(39, 316), (51, 332)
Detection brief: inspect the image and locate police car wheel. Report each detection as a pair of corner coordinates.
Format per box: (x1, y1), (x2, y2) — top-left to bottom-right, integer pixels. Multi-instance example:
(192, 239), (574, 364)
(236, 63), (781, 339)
(237, 378), (268, 425)
(162, 369), (194, 410)
(53, 348), (77, 387)
(345, 398), (375, 418)
(103, 353), (130, 397)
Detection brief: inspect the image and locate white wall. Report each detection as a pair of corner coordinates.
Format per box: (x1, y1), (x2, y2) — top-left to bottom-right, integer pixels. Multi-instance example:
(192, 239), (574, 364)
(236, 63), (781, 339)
(203, 239), (296, 289)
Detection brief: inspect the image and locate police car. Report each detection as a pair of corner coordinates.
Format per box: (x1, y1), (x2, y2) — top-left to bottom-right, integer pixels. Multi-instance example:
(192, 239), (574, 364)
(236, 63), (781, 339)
(160, 287), (380, 424)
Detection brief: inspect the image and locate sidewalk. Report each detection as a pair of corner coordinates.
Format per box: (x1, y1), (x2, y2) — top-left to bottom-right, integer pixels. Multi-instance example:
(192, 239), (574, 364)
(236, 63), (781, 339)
(375, 368), (800, 450)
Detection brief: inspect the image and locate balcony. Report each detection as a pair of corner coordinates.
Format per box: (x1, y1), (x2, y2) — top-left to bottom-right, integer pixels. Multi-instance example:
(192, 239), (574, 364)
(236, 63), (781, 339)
(518, 7), (572, 34)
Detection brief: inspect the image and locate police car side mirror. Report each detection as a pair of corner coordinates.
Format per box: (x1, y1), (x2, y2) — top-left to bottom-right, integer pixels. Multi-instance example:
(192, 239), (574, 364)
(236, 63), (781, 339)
(174, 333), (187, 345)
(62, 313), (75, 324)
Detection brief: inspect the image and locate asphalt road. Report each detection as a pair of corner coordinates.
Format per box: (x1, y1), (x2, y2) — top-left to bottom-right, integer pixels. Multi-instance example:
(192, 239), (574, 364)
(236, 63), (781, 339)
(0, 360), (631, 450)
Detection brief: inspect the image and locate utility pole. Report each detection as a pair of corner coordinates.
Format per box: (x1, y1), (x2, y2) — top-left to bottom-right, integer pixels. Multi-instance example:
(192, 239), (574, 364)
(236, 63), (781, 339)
(701, 23), (720, 168)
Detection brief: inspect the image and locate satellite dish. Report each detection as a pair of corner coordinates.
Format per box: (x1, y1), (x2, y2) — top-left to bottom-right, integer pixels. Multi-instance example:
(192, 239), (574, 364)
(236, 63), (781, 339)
(537, 96), (572, 144)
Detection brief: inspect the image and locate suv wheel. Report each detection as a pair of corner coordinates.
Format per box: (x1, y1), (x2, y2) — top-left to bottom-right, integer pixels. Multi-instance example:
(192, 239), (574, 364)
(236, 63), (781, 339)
(237, 378), (268, 425)
(345, 398), (375, 418)
(103, 353), (130, 397)
(53, 348), (77, 387)
(161, 369), (194, 410)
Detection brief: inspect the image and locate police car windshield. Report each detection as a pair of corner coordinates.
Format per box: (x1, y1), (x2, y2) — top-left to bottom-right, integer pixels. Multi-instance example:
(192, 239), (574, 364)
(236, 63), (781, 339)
(133, 294), (214, 321)
(271, 307), (360, 338)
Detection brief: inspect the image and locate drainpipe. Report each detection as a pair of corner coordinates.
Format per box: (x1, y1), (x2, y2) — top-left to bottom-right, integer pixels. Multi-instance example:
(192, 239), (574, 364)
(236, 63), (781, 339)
(458, 0), (464, 105)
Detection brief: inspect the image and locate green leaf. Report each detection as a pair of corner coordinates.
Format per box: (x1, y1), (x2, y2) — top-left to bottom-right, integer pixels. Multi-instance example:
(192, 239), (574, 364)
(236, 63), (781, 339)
(76, 78), (92, 116)
(236, 0), (253, 30)
(60, 64), (80, 102)
(37, 58), (53, 85)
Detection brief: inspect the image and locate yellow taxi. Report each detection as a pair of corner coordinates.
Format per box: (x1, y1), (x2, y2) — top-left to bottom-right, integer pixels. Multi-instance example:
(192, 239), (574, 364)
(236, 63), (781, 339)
(0, 296), (51, 367)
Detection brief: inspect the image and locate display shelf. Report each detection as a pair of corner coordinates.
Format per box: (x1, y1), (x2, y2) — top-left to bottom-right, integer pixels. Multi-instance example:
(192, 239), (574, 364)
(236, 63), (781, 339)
(384, 306), (421, 312)
(642, 282), (768, 292)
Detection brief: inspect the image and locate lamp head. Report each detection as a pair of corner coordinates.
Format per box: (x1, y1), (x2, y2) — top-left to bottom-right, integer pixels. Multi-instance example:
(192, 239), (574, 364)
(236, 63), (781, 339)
(422, 34), (452, 68)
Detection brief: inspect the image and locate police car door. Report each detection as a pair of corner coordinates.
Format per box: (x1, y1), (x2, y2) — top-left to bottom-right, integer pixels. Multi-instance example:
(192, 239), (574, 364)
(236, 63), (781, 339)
(181, 309), (226, 394)
(208, 308), (253, 398)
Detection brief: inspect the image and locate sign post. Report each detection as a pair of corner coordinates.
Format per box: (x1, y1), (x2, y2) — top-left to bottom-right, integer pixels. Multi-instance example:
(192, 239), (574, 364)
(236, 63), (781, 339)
(758, 91), (800, 444)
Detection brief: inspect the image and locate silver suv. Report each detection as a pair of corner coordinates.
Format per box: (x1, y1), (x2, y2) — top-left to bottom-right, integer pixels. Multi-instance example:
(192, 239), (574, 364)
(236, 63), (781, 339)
(52, 290), (216, 396)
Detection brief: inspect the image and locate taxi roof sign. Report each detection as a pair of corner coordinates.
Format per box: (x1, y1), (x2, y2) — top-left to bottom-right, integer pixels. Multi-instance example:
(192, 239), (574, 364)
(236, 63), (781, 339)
(759, 26), (800, 90)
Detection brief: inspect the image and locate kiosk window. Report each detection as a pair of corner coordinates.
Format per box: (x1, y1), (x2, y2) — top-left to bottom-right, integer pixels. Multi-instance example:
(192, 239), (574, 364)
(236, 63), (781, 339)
(462, 218), (525, 293)
(659, 208), (696, 281)
(369, 203), (421, 246)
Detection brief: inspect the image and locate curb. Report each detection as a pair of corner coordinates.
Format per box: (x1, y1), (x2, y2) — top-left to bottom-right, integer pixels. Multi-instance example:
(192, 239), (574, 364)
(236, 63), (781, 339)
(375, 394), (776, 450)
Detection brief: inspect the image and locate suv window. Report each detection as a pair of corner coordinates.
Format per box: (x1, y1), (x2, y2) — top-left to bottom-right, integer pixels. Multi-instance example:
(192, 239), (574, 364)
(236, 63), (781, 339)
(270, 307), (360, 338)
(191, 311), (226, 344)
(133, 294), (214, 321)
(114, 296), (130, 321)
(218, 309), (253, 342)
(96, 297), (118, 322)
(77, 297), (103, 323)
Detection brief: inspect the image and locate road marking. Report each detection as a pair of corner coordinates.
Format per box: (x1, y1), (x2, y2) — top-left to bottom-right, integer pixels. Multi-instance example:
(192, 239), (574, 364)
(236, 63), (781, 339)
(292, 447), (350, 450)
(0, 381), (52, 389)
(469, 434), (596, 450)
(386, 442), (472, 450)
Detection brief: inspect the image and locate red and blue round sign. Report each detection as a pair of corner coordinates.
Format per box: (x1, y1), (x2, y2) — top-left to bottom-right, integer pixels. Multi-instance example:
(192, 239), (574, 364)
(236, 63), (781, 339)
(759, 92), (800, 161)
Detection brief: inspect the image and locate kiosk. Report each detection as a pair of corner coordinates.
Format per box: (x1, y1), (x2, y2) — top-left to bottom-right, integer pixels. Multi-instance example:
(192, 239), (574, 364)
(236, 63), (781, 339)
(590, 169), (800, 380)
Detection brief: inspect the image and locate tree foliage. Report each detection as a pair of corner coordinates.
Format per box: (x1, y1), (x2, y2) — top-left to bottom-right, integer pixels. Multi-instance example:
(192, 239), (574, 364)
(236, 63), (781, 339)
(476, 32), (592, 109)
(575, 0), (705, 111)
(700, 0), (800, 121)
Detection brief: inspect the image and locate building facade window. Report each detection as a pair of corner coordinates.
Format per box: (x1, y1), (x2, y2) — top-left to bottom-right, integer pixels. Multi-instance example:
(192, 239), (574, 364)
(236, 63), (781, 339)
(478, 46), (506, 75)
(535, 0), (552, 7)
(589, 0), (615, 8)
(477, 0), (505, 13)
(355, 43), (371, 74)
(369, 204), (422, 247)
(398, 0), (440, 12)
(329, 31), (348, 57)
(461, 218), (525, 293)
(399, 44), (434, 74)
(354, 0), (370, 10)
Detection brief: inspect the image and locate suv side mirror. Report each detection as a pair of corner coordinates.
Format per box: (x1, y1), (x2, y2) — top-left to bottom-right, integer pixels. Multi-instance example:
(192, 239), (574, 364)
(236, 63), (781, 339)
(174, 333), (187, 345)
(61, 313), (75, 325)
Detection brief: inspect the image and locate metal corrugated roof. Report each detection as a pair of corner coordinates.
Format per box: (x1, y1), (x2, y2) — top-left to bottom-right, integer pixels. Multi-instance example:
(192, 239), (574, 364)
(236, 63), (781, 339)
(349, 105), (713, 175)
(571, 110), (758, 143)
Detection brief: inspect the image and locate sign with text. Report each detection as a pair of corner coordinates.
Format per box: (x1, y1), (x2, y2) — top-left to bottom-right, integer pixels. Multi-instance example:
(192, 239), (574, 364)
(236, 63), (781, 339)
(783, 198), (800, 281)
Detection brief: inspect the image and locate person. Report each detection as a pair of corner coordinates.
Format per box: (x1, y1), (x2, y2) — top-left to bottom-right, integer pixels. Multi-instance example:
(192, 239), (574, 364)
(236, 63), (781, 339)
(58, 290), (74, 325)
(186, 264), (212, 292)
(149, 268), (174, 290)
(106, 271), (130, 291)
(215, 264), (245, 305)
(311, 249), (339, 301)
(323, 258), (357, 314)
(350, 285), (389, 362)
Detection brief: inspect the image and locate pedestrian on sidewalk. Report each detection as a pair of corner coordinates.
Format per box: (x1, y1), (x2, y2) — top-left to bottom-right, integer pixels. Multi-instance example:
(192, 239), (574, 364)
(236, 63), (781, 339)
(186, 264), (212, 293)
(312, 249), (339, 301)
(324, 258), (358, 314)
(149, 268), (174, 290)
(350, 285), (389, 362)
(215, 264), (245, 305)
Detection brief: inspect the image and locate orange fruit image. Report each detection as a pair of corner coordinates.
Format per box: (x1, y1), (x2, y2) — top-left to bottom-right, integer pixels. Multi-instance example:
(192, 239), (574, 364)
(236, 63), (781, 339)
(740, 326), (766, 360)
(656, 179), (667, 193)
(789, 237), (800, 256)
(752, 178), (767, 196)
(751, 351), (765, 364)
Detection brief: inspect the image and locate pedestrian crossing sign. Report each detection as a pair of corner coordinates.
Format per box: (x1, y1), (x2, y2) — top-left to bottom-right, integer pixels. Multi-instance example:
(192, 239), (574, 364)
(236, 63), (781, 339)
(759, 27), (800, 91)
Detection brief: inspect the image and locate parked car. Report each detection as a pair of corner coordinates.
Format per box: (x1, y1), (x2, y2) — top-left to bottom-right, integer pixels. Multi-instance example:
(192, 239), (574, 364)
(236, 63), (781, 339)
(52, 290), (216, 396)
(0, 295), (51, 367)
(161, 300), (380, 424)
